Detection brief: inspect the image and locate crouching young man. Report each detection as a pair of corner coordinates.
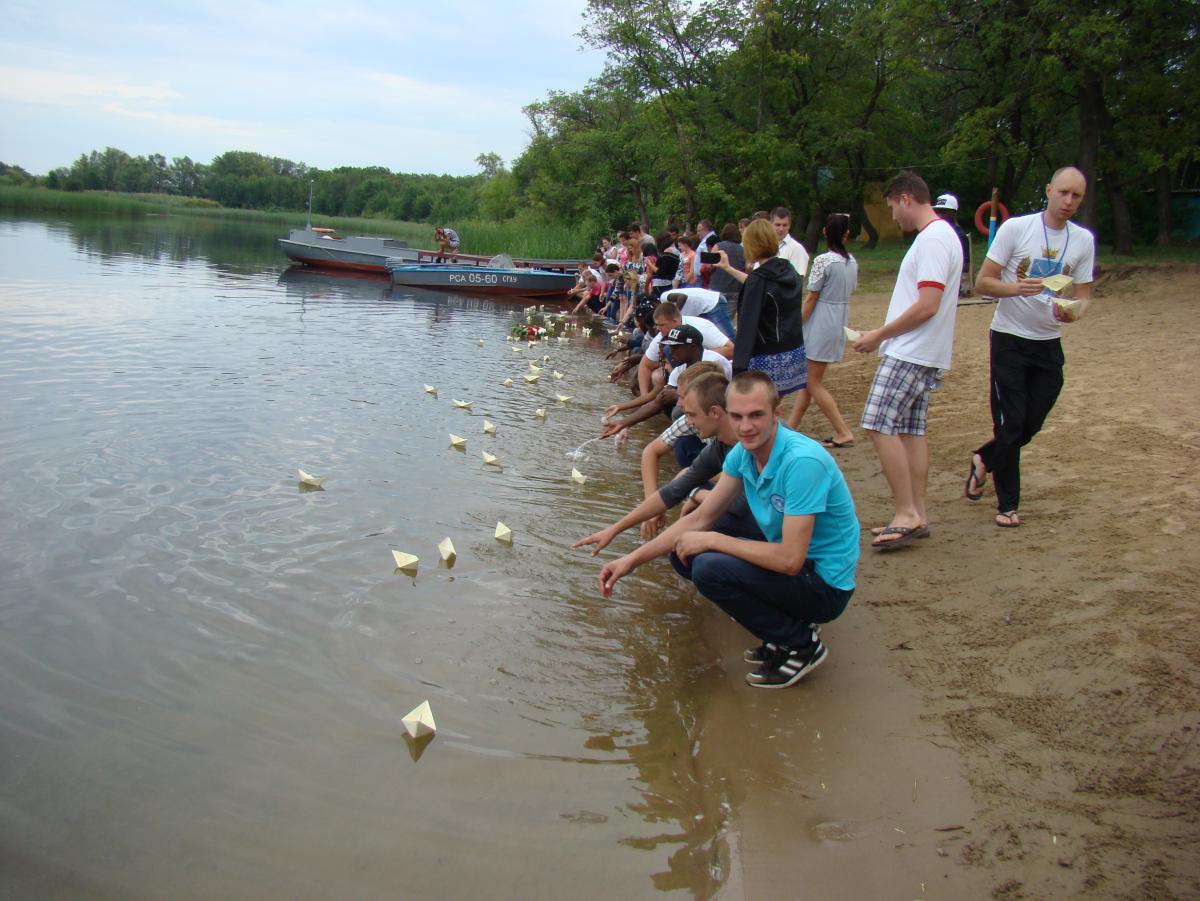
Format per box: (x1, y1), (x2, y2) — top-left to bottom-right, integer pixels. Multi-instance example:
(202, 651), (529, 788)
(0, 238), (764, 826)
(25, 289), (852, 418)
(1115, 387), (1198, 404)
(598, 371), (860, 688)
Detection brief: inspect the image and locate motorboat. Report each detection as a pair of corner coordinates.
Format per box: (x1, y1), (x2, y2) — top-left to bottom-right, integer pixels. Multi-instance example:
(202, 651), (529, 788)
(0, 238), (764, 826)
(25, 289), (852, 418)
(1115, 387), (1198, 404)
(279, 226), (585, 275)
(390, 254), (577, 298)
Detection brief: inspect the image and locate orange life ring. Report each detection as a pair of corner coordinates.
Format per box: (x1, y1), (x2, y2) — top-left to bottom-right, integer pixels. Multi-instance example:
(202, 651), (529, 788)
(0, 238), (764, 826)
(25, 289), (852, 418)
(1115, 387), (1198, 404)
(974, 200), (1010, 236)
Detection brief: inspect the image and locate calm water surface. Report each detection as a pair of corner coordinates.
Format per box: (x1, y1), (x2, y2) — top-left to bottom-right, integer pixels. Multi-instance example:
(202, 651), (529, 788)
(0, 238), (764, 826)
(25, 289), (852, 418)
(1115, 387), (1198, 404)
(0, 216), (731, 898)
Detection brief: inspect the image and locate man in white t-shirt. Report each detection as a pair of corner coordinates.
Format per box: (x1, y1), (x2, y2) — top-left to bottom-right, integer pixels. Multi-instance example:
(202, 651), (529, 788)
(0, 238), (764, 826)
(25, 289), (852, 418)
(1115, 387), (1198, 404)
(965, 166), (1094, 528)
(771, 206), (811, 283)
(853, 172), (963, 550)
(661, 325), (734, 387)
(636, 300), (734, 396)
(663, 287), (736, 338)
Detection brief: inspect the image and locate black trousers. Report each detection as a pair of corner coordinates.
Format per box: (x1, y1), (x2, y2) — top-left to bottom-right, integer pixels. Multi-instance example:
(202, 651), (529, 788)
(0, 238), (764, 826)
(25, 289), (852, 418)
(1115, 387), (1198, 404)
(975, 329), (1064, 512)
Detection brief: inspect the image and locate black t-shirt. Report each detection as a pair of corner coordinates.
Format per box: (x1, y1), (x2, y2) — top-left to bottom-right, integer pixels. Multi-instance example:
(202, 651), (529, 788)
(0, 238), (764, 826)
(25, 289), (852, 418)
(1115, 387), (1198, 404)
(654, 250), (680, 282)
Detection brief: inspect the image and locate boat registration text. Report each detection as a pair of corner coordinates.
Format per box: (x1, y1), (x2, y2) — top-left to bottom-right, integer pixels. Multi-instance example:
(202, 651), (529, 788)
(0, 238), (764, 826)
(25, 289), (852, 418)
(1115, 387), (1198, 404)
(448, 273), (521, 285)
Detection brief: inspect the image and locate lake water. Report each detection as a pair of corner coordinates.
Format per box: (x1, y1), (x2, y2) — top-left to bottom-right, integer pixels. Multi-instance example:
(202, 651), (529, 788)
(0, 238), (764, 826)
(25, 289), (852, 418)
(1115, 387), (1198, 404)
(0, 215), (731, 898)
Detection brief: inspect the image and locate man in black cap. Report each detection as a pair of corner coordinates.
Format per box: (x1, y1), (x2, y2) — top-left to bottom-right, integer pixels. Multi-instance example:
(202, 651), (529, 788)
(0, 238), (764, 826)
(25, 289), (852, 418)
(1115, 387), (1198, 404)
(601, 324), (732, 442)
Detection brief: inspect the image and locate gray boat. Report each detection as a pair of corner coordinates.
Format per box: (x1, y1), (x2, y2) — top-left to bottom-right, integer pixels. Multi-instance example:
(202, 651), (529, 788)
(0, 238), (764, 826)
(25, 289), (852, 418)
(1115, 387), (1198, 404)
(277, 227), (420, 273)
(279, 227), (585, 275)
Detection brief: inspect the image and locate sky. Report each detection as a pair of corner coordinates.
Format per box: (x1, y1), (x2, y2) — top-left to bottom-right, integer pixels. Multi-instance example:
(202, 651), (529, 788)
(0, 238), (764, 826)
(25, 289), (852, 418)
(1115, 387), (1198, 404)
(0, 0), (607, 176)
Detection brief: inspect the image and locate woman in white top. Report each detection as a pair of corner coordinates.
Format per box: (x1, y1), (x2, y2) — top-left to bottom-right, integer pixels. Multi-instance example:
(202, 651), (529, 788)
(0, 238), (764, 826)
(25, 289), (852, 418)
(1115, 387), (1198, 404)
(786, 214), (857, 446)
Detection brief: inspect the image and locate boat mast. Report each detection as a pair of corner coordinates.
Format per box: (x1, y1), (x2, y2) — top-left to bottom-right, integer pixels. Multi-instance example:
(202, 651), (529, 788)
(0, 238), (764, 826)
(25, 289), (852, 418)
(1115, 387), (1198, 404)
(306, 180), (313, 231)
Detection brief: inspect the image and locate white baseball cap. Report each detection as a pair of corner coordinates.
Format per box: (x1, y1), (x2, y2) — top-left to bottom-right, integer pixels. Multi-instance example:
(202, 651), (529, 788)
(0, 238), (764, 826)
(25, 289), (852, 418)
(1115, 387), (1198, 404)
(933, 193), (959, 211)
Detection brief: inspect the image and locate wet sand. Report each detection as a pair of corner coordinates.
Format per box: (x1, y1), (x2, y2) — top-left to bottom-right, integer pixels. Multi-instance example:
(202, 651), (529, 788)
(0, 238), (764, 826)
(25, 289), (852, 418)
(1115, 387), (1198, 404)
(673, 265), (1200, 898)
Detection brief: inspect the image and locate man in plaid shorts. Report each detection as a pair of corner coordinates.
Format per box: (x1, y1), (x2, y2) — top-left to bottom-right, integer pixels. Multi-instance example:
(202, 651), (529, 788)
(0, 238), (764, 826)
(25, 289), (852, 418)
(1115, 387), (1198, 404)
(852, 171), (963, 550)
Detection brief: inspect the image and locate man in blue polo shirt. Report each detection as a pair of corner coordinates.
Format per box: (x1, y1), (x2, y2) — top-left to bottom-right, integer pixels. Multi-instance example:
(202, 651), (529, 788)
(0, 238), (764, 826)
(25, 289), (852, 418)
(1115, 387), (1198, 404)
(598, 371), (860, 688)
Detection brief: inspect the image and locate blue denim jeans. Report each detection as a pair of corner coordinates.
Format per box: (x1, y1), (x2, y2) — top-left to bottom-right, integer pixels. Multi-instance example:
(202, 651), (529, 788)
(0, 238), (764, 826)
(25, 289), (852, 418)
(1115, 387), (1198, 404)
(701, 302), (736, 340)
(669, 552), (852, 647)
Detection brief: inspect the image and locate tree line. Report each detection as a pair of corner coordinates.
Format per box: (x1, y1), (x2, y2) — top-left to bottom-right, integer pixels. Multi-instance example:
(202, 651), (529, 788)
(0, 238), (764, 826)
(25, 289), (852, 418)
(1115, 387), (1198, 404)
(6, 0), (1196, 253)
(520, 0), (1198, 253)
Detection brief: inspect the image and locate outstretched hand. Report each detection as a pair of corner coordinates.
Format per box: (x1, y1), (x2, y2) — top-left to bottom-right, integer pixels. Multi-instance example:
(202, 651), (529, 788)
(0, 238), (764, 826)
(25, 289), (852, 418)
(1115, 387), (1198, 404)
(573, 527), (617, 556)
(599, 557), (632, 598)
(598, 419), (628, 440)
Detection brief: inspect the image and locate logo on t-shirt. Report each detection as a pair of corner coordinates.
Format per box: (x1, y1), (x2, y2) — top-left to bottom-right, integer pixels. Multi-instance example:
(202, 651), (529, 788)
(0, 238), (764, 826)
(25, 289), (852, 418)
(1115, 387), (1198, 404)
(770, 494), (785, 512)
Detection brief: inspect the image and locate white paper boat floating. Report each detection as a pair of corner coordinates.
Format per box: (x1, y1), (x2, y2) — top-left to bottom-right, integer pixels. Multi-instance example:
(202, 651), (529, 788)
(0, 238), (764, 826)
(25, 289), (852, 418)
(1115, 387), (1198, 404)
(392, 550), (419, 576)
(542, 355), (551, 363)
(512, 346), (524, 354)
(494, 521), (513, 544)
(402, 700), (436, 739)
(528, 361), (542, 371)
(438, 537), (456, 566)
(452, 399), (472, 409)
(449, 434), (466, 449)
(477, 339), (485, 346)
(482, 451), (500, 466)
(483, 420), (497, 435)
(552, 371), (564, 379)
(843, 327), (862, 342)
(524, 373), (540, 383)
(506, 335), (514, 342)
(555, 394), (573, 403)
(503, 378), (513, 387)
(557, 336), (568, 343)
(571, 468), (587, 484)
(534, 408), (547, 419)
(297, 468), (326, 488)
(424, 384), (438, 395)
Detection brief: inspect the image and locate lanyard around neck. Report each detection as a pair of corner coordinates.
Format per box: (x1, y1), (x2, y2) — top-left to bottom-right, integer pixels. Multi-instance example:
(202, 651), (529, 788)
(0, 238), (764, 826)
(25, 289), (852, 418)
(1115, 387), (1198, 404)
(1041, 214), (1070, 262)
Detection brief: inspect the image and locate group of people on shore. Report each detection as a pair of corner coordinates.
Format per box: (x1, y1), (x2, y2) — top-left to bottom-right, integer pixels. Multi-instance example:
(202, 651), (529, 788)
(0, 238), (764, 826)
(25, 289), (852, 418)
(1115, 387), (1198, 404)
(572, 167), (1095, 690)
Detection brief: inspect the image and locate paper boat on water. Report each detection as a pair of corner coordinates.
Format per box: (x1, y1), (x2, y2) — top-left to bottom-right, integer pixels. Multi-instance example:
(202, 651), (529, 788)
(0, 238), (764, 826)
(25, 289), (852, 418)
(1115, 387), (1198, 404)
(534, 408), (547, 419)
(542, 356), (551, 363)
(297, 468), (326, 488)
(449, 434), (466, 449)
(482, 451), (499, 465)
(392, 550), (419, 576)
(438, 537), (456, 566)
(494, 521), (513, 544)
(557, 336), (568, 343)
(477, 339), (485, 346)
(452, 399), (472, 409)
(571, 468), (587, 484)
(424, 384), (438, 395)
(503, 378), (513, 387)
(552, 371), (564, 379)
(843, 326), (862, 342)
(512, 346), (524, 354)
(506, 335), (514, 342)
(528, 361), (542, 372)
(524, 373), (540, 383)
(402, 700), (436, 739)
(555, 394), (573, 403)
(483, 420), (497, 434)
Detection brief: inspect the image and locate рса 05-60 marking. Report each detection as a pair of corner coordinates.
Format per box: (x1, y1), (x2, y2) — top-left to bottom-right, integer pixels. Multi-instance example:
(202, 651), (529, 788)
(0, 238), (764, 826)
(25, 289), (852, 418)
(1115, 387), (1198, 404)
(447, 272), (522, 285)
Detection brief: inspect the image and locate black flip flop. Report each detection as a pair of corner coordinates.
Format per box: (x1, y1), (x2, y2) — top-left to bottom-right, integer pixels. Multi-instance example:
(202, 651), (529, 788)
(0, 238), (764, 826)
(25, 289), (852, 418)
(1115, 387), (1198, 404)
(822, 436), (855, 449)
(964, 459), (985, 501)
(872, 525), (930, 550)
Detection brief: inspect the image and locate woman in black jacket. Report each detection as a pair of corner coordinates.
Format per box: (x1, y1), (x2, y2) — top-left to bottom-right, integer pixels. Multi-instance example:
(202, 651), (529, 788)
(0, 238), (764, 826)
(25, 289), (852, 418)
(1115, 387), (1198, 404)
(714, 218), (808, 395)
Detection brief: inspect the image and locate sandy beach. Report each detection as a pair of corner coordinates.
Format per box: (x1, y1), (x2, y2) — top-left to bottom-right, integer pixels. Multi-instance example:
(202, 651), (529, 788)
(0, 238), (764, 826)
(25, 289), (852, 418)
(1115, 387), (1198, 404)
(687, 264), (1200, 898)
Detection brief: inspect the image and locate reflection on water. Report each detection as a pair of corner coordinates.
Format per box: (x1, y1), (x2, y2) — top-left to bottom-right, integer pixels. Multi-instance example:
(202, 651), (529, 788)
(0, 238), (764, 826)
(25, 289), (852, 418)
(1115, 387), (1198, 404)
(0, 216), (731, 897)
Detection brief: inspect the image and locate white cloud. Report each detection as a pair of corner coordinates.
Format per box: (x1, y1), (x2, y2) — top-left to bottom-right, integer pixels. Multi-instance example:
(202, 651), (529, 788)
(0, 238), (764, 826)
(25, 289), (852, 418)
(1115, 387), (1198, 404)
(0, 66), (179, 105)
